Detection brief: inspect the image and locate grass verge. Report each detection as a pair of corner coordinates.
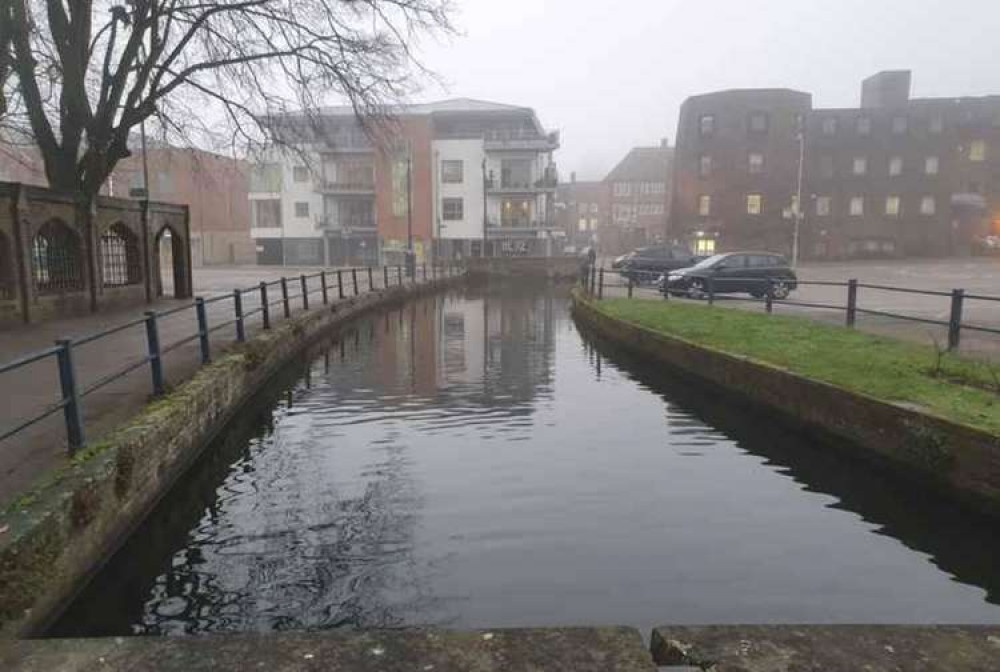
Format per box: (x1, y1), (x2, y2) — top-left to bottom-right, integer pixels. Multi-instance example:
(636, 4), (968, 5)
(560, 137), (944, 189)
(594, 298), (1000, 436)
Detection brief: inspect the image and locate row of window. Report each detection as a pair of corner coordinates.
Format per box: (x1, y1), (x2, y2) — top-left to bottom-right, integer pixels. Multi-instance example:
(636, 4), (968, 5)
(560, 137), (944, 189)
(696, 193), (940, 217)
(698, 111), (999, 140)
(613, 181), (667, 197)
(613, 203), (666, 218)
(575, 202), (600, 214)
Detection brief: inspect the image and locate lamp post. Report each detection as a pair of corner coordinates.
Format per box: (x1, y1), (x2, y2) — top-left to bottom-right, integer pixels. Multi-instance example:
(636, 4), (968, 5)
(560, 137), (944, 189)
(481, 157), (489, 257)
(792, 127), (805, 268)
(406, 153), (415, 278)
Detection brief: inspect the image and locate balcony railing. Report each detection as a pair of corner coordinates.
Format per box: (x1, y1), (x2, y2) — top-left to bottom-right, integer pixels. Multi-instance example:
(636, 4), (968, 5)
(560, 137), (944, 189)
(487, 177), (558, 193)
(316, 180), (376, 194)
(316, 217), (376, 232)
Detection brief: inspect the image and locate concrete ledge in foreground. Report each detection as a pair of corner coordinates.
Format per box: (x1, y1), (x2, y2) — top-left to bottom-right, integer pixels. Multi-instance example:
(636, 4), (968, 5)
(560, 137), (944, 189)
(651, 625), (1000, 671)
(1, 627), (655, 672)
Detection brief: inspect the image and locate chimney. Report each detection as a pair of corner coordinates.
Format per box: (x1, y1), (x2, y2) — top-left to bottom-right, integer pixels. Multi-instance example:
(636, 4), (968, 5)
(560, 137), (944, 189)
(660, 137), (669, 148)
(571, 171), (577, 183)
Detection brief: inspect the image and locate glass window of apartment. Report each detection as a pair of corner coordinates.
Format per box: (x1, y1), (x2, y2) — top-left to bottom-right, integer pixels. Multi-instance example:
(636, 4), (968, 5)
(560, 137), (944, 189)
(749, 112), (768, 134)
(614, 182), (631, 197)
(292, 166), (309, 183)
(501, 159), (532, 188)
(441, 160), (464, 183)
(251, 163), (283, 192)
(816, 196), (831, 216)
(929, 116), (944, 134)
(849, 196), (864, 216)
(885, 196), (901, 217)
(746, 193), (763, 215)
(821, 117), (837, 135)
(748, 152), (765, 174)
(590, 203), (599, 214)
(889, 156), (903, 176)
(699, 114), (715, 136)
(925, 156), (939, 175)
(856, 116), (872, 135)
(969, 140), (987, 162)
(920, 196), (936, 215)
(698, 194), (711, 216)
(852, 157), (867, 175)
(699, 155), (712, 177)
(442, 197), (464, 220)
(253, 199), (281, 228)
(294, 201), (310, 218)
(819, 155), (835, 179)
(891, 116), (908, 134)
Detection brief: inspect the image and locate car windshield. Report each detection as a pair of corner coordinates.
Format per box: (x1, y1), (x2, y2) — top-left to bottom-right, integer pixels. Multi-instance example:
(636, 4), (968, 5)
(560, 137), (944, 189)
(690, 254), (728, 269)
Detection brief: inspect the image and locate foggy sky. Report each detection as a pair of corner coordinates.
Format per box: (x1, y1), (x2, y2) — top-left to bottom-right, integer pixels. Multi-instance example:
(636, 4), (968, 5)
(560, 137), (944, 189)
(417, 0), (1000, 181)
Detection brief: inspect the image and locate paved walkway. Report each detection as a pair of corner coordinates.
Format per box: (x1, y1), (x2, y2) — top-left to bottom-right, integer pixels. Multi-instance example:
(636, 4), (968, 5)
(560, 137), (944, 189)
(0, 265), (412, 508)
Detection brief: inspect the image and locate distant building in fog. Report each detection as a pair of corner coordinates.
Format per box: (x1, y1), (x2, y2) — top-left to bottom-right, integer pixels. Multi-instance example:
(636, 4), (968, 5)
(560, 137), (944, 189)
(602, 141), (672, 254)
(670, 71), (1000, 259)
(556, 176), (607, 249)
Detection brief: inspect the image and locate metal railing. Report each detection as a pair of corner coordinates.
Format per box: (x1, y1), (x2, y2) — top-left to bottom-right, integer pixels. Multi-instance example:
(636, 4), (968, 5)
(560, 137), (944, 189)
(581, 266), (1000, 351)
(0, 262), (462, 456)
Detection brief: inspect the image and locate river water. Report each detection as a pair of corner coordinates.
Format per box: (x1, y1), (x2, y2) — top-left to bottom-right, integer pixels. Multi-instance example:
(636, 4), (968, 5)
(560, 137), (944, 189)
(52, 285), (1000, 636)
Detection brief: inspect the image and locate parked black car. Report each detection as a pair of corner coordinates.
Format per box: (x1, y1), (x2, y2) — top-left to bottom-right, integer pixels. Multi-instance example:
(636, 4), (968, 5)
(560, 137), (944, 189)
(660, 252), (797, 299)
(613, 245), (698, 284)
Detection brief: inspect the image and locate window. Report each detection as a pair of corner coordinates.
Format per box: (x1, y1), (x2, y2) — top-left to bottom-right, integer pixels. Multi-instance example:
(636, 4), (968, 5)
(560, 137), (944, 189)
(699, 155), (712, 177)
(500, 158), (532, 188)
(293, 166), (309, 183)
(925, 156), (939, 175)
(816, 196), (832, 216)
(442, 197), (464, 221)
(929, 116), (944, 134)
(698, 194), (711, 216)
(889, 156), (903, 176)
(748, 152), (765, 174)
(253, 199), (281, 228)
(749, 112), (768, 134)
(100, 223), (141, 287)
(31, 220), (83, 294)
(856, 117), (871, 135)
(885, 196), (901, 217)
(891, 116), (908, 134)
(746, 193), (763, 215)
(920, 196), (936, 215)
(849, 196), (864, 216)
(969, 140), (987, 162)
(441, 160), (464, 183)
(251, 163), (283, 192)
(819, 155), (835, 179)
(699, 114), (715, 136)
(695, 237), (716, 255)
(614, 182), (631, 197)
(822, 117), (837, 135)
(852, 157), (868, 175)
(294, 202), (310, 218)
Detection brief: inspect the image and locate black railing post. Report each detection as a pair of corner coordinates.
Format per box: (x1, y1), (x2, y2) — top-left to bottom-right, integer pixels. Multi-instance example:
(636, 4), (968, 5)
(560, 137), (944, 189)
(598, 267), (605, 300)
(765, 284), (774, 314)
(590, 265), (596, 295)
(397, 265), (403, 285)
(233, 289), (246, 342)
(384, 265), (390, 289)
(281, 277), (291, 318)
(948, 288), (965, 351)
(846, 279), (858, 327)
(368, 266), (374, 292)
(55, 339), (85, 454)
(300, 275), (309, 310)
(260, 282), (271, 330)
(627, 278), (634, 299)
(321, 271), (329, 305)
(337, 270), (345, 299)
(708, 275), (716, 305)
(195, 298), (211, 363)
(423, 263), (427, 281)
(352, 268), (359, 296)
(144, 311), (165, 396)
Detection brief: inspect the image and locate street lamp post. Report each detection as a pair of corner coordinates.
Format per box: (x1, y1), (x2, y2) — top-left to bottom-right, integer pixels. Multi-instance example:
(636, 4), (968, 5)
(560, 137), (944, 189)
(481, 157), (489, 257)
(406, 154), (415, 278)
(792, 128), (805, 268)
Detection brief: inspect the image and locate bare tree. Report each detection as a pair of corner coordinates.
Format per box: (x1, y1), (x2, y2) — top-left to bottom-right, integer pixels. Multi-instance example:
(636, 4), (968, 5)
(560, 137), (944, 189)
(0, 0), (453, 198)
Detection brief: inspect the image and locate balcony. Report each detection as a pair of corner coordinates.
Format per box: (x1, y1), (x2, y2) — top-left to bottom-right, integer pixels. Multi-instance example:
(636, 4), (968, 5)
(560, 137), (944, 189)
(316, 180), (376, 195)
(316, 217), (376, 233)
(483, 130), (561, 151)
(487, 176), (559, 195)
(486, 219), (558, 237)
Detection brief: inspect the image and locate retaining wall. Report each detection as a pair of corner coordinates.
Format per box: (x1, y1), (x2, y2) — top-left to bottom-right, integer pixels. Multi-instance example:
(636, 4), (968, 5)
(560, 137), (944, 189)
(465, 256), (583, 282)
(571, 291), (1000, 517)
(0, 276), (461, 638)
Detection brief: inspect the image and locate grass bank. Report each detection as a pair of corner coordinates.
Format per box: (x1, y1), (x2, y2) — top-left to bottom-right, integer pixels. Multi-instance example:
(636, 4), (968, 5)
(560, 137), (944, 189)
(595, 298), (1000, 436)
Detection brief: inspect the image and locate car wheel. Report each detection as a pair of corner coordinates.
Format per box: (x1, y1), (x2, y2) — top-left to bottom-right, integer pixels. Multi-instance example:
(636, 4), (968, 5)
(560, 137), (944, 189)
(770, 279), (790, 300)
(749, 290), (765, 299)
(688, 279), (707, 300)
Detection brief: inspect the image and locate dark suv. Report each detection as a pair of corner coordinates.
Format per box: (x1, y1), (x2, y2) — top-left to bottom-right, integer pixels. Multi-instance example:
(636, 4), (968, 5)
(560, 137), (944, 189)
(613, 245), (698, 284)
(660, 252), (797, 299)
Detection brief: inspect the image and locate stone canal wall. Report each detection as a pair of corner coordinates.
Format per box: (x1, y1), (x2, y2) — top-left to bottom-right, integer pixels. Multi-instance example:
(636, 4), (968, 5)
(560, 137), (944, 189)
(465, 255), (583, 282)
(571, 290), (1000, 517)
(0, 275), (462, 638)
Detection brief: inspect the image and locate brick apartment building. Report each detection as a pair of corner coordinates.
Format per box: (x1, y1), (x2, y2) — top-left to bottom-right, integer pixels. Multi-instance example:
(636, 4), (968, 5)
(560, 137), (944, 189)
(555, 176), (607, 249)
(250, 99), (560, 265)
(670, 71), (1000, 259)
(602, 142), (672, 255)
(0, 141), (254, 266)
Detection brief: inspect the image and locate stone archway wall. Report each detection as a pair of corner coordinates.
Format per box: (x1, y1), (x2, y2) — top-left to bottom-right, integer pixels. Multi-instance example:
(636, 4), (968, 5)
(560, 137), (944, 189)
(0, 181), (192, 325)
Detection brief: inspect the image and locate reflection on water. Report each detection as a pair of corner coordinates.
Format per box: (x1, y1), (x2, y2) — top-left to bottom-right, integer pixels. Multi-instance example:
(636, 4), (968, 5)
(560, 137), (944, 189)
(51, 285), (1000, 636)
